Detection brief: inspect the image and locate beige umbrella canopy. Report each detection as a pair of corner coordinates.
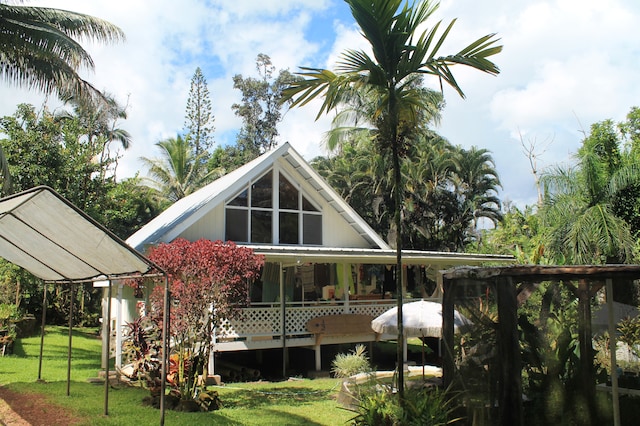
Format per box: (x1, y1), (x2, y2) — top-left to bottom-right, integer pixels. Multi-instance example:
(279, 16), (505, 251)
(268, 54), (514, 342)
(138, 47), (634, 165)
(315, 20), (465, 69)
(372, 299), (470, 378)
(371, 299), (470, 338)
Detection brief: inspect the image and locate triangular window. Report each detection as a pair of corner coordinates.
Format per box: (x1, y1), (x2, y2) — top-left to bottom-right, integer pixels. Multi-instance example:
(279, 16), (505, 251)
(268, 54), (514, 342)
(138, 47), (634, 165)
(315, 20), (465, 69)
(225, 170), (322, 245)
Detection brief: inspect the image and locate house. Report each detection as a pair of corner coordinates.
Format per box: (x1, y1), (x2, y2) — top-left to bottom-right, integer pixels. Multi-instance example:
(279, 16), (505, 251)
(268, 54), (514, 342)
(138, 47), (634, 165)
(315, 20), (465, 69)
(110, 142), (512, 374)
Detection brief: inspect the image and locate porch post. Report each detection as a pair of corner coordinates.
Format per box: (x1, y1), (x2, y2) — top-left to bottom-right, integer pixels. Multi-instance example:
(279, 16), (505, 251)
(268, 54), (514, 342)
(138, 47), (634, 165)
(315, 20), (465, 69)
(280, 262), (287, 377)
(342, 263), (350, 313)
(577, 279), (596, 421)
(315, 346), (321, 371)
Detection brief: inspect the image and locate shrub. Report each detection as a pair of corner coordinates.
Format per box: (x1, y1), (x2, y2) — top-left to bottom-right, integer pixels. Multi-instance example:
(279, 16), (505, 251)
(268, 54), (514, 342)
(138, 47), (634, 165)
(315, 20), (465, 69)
(349, 385), (461, 426)
(332, 344), (371, 378)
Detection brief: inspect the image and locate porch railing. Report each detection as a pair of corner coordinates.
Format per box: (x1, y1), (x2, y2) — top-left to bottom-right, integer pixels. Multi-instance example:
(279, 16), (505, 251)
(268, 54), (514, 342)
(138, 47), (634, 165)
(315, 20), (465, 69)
(215, 298), (433, 343)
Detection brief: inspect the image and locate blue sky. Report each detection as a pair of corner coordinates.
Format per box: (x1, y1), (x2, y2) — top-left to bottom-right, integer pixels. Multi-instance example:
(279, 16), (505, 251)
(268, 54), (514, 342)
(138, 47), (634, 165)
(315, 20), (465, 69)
(2, 0), (640, 209)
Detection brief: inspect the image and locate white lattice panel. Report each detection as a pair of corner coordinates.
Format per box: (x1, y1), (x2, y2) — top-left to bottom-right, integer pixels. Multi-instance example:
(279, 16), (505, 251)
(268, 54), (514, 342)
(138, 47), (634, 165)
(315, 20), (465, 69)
(214, 299), (435, 342)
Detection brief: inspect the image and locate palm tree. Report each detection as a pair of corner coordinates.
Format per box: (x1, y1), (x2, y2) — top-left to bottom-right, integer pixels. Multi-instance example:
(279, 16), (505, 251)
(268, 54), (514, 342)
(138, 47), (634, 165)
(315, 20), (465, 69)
(57, 93), (132, 182)
(540, 141), (636, 265)
(0, 2), (124, 191)
(140, 135), (220, 202)
(0, 2), (124, 105)
(282, 0), (501, 397)
(448, 146), (502, 249)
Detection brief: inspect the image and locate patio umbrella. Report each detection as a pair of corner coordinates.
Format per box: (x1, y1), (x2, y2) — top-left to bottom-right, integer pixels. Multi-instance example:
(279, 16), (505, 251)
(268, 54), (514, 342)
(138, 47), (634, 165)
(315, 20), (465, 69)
(371, 300), (470, 378)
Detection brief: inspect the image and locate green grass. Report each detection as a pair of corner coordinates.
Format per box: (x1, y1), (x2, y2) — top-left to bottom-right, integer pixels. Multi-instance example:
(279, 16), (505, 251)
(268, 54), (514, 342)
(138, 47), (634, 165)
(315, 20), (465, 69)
(1, 327), (354, 425)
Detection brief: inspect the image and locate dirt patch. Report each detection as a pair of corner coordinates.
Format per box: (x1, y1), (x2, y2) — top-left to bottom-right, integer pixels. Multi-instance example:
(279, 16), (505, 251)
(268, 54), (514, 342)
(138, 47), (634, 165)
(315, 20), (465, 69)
(0, 387), (82, 426)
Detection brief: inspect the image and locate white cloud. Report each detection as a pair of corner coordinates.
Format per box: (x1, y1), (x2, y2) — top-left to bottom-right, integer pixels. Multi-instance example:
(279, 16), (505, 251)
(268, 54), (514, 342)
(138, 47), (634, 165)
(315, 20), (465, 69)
(2, 0), (640, 209)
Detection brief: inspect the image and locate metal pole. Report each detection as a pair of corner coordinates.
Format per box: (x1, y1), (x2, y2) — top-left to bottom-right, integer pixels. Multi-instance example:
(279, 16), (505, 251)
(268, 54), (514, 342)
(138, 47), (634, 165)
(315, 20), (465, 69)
(67, 284), (75, 396)
(160, 275), (170, 426)
(37, 282), (47, 381)
(104, 280), (112, 416)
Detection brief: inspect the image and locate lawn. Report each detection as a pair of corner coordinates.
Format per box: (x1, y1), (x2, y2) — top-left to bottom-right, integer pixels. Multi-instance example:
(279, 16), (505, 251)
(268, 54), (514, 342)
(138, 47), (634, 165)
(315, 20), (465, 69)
(0, 327), (355, 425)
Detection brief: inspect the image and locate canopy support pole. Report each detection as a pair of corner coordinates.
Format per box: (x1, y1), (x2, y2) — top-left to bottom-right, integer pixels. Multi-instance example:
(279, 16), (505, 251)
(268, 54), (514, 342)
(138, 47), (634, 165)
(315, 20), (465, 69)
(37, 282), (47, 381)
(160, 275), (170, 426)
(104, 280), (112, 416)
(67, 284), (75, 396)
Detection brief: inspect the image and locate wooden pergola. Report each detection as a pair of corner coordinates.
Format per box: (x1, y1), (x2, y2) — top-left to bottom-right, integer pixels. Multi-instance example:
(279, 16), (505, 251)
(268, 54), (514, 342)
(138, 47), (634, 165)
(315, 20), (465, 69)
(441, 264), (640, 426)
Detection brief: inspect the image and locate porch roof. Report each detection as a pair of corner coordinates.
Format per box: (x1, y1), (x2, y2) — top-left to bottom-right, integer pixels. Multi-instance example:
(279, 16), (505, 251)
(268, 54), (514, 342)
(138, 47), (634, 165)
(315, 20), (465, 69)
(245, 244), (515, 267)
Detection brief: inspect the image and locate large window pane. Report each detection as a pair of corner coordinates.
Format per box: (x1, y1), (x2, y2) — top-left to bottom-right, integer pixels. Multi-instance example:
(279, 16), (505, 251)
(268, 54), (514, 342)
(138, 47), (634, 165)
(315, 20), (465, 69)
(251, 210), (272, 243)
(302, 195), (319, 212)
(303, 214), (322, 245)
(226, 209), (248, 242)
(279, 173), (298, 210)
(251, 171), (272, 208)
(280, 212), (299, 244)
(228, 188), (248, 207)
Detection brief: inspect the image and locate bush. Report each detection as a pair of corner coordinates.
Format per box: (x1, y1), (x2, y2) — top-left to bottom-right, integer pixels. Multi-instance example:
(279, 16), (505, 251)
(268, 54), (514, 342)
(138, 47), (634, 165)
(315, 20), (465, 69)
(349, 385), (461, 426)
(331, 344), (371, 378)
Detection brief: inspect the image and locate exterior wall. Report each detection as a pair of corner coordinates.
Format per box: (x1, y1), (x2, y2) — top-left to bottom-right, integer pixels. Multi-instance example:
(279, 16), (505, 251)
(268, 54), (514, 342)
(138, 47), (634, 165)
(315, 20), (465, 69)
(178, 203), (224, 242)
(174, 162), (376, 249)
(277, 158), (374, 248)
(322, 206), (372, 248)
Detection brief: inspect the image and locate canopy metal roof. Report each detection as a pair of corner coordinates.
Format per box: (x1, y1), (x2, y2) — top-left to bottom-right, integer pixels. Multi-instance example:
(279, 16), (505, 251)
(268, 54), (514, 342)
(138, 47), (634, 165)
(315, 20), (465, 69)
(0, 186), (158, 283)
(0, 186), (169, 423)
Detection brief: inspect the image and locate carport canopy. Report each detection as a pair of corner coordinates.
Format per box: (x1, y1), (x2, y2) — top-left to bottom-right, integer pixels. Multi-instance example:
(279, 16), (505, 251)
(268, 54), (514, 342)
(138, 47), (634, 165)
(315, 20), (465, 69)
(0, 186), (168, 423)
(0, 185), (157, 282)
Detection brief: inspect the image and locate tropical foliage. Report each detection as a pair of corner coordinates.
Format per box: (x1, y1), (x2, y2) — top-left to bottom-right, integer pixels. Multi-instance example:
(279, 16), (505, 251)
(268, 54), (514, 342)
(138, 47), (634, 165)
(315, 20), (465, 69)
(282, 0), (501, 396)
(132, 238), (263, 403)
(184, 67), (215, 168)
(141, 68), (220, 201)
(312, 134), (502, 252)
(0, 1), (124, 105)
(331, 344), (371, 378)
(210, 54), (298, 173)
(539, 109), (640, 265)
(349, 384), (461, 426)
(140, 135), (220, 202)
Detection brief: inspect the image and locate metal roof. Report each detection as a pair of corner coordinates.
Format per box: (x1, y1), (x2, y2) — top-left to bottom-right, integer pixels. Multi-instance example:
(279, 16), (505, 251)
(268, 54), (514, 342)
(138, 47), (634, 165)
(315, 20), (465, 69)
(127, 142), (390, 251)
(0, 186), (158, 283)
(247, 244), (514, 266)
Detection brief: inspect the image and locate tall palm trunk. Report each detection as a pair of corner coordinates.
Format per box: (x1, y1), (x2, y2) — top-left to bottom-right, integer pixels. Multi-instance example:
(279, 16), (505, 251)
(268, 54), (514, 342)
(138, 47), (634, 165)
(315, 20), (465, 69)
(388, 90), (406, 398)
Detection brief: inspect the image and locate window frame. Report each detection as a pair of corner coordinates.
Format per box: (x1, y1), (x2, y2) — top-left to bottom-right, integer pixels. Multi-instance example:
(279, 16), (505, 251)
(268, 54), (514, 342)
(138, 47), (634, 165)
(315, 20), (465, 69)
(224, 167), (323, 245)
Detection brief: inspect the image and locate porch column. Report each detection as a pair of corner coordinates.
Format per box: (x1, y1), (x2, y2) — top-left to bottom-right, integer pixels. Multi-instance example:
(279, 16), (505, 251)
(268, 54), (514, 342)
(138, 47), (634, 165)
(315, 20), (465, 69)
(280, 262), (287, 377)
(315, 345), (322, 371)
(341, 263), (350, 313)
(577, 279), (597, 421)
(606, 278), (621, 426)
(115, 283), (123, 368)
(101, 286), (109, 370)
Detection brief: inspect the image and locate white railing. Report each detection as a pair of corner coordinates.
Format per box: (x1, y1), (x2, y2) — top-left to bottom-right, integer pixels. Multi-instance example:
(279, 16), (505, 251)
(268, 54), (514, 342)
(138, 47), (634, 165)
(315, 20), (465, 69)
(215, 298), (425, 342)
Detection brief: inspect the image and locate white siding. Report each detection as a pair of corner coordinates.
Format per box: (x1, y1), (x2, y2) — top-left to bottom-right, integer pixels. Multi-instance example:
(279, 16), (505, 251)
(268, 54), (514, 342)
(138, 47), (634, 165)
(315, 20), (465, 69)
(323, 206), (373, 248)
(178, 204), (225, 242)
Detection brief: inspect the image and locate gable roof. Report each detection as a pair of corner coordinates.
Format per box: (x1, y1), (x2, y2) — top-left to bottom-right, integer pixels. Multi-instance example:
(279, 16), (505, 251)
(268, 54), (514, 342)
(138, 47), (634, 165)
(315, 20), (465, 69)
(127, 142), (390, 252)
(0, 186), (158, 283)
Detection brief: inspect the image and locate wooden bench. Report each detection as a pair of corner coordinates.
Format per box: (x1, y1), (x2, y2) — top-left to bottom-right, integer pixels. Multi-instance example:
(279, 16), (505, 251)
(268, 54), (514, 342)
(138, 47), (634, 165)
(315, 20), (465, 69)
(306, 314), (375, 345)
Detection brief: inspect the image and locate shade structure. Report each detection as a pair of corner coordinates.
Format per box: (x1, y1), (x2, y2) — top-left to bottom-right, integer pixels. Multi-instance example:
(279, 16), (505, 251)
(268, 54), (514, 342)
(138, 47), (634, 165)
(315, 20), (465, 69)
(0, 186), (155, 282)
(0, 186), (169, 425)
(371, 299), (470, 338)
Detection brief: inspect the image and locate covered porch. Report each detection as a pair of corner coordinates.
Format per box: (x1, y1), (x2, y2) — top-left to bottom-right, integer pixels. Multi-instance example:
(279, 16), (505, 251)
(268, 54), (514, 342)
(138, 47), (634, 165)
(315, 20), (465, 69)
(210, 246), (513, 374)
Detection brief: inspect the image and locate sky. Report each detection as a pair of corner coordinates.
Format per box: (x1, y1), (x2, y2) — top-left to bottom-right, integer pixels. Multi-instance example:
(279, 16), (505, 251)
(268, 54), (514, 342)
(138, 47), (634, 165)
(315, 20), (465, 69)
(2, 0), (640, 209)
